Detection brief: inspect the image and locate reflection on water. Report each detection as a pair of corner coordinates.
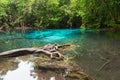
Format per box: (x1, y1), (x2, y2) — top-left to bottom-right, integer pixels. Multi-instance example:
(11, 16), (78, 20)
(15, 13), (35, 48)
(0, 58), (37, 80)
(0, 28), (120, 80)
(0, 56), (64, 80)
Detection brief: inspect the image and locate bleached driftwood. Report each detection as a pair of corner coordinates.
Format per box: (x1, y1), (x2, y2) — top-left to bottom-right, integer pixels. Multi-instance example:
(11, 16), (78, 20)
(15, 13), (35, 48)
(0, 44), (70, 59)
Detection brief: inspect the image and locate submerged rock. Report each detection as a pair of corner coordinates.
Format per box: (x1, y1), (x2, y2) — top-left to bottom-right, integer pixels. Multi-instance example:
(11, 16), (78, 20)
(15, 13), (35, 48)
(0, 56), (94, 80)
(34, 58), (94, 80)
(0, 44), (94, 80)
(0, 58), (18, 75)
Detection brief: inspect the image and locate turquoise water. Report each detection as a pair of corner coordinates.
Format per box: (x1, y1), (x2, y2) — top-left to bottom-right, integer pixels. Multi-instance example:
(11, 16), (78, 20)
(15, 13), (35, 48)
(0, 29), (83, 52)
(0, 28), (120, 80)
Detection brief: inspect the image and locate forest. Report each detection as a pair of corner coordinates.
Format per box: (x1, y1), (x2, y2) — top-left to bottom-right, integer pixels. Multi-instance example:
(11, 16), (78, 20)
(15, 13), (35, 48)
(0, 0), (120, 80)
(0, 0), (120, 30)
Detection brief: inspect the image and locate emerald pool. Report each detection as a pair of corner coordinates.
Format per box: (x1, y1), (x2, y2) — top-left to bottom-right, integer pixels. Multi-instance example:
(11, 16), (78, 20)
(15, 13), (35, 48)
(0, 28), (120, 80)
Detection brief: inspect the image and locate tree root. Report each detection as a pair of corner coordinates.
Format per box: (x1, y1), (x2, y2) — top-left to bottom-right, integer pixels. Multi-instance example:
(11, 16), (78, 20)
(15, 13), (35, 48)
(0, 44), (71, 59)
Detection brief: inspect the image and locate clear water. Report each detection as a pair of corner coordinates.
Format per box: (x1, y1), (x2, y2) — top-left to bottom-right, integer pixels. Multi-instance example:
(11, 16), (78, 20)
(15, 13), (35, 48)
(0, 58), (37, 80)
(0, 28), (120, 80)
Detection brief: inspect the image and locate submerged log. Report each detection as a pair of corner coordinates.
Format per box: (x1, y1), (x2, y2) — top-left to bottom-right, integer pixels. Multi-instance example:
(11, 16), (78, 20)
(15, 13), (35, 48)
(0, 44), (71, 59)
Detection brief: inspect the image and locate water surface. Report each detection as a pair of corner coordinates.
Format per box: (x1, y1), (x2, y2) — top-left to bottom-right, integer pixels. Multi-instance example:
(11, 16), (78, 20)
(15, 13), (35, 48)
(0, 58), (37, 80)
(0, 28), (120, 80)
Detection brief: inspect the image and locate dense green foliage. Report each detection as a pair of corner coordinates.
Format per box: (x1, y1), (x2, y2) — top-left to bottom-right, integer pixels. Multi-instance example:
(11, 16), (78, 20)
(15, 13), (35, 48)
(83, 0), (120, 28)
(0, 0), (82, 29)
(0, 0), (120, 29)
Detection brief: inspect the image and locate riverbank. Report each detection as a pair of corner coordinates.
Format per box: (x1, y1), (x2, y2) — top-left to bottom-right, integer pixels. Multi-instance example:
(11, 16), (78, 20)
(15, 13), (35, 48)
(0, 26), (120, 34)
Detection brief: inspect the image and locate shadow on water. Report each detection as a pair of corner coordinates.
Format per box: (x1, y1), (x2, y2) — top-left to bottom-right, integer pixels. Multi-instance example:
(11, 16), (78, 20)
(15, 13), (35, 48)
(0, 28), (120, 80)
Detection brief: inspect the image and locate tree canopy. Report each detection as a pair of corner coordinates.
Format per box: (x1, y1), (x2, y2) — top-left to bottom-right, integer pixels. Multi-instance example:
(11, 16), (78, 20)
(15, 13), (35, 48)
(0, 0), (120, 29)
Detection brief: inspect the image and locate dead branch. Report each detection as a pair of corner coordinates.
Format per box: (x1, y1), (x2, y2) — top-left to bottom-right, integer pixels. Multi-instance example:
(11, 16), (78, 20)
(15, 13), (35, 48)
(97, 60), (111, 71)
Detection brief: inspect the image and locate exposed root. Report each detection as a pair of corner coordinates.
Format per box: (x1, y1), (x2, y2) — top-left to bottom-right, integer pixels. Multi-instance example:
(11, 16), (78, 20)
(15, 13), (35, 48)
(0, 44), (71, 59)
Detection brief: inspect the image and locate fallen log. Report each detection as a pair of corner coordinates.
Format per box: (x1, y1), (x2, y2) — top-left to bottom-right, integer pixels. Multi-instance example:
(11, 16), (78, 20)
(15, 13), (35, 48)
(0, 44), (71, 59)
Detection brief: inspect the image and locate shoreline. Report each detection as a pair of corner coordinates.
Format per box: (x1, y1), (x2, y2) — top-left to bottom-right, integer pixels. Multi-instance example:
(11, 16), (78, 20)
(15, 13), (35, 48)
(0, 26), (120, 33)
